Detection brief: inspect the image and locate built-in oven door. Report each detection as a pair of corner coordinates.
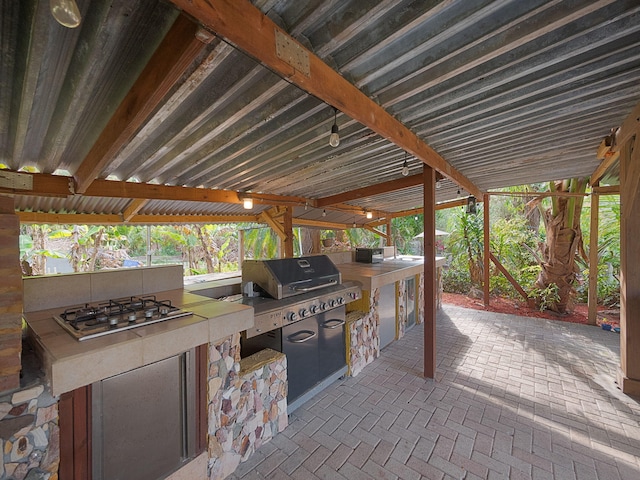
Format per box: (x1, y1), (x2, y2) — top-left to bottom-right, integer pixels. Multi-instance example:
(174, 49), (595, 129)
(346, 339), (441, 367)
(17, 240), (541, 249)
(92, 350), (196, 480)
(282, 316), (319, 402)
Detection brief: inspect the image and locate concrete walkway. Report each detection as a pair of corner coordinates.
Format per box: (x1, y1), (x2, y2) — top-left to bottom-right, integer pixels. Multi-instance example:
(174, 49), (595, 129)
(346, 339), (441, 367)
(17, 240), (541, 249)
(229, 305), (640, 479)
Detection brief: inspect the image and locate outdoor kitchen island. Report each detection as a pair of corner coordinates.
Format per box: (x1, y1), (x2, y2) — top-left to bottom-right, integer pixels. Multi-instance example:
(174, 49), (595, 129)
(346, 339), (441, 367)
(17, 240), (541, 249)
(332, 255), (446, 377)
(20, 265), (289, 480)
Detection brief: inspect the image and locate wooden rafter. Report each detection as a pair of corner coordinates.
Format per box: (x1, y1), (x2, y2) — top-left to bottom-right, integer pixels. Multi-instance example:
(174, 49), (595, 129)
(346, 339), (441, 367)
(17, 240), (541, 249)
(293, 218), (352, 230)
(74, 15), (215, 193)
(259, 210), (286, 240)
(316, 174), (424, 207)
(122, 199), (149, 222)
(170, 0), (481, 199)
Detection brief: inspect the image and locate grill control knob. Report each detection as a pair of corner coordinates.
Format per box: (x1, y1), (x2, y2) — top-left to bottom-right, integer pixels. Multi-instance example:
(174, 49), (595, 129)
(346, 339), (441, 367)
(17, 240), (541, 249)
(309, 305), (318, 314)
(337, 297), (344, 305)
(299, 308), (308, 318)
(286, 312), (297, 322)
(328, 299), (336, 308)
(319, 302), (327, 311)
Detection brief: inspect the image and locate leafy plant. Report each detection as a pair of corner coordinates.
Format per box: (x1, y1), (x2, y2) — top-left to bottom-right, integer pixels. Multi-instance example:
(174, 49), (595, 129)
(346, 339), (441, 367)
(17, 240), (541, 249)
(528, 282), (561, 312)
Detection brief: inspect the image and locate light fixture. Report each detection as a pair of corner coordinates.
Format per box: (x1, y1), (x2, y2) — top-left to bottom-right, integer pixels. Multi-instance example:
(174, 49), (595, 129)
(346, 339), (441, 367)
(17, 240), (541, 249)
(50, 0), (81, 28)
(435, 180), (441, 189)
(322, 209), (327, 217)
(329, 108), (340, 147)
(401, 152), (409, 176)
(241, 196), (253, 209)
(366, 210), (373, 219)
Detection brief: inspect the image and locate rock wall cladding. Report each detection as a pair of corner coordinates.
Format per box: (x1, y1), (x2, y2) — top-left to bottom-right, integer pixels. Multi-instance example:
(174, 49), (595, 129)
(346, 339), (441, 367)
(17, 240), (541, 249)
(0, 384), (58, 480)
(346, 287), (380, 377)
(207, 333), (287, 480)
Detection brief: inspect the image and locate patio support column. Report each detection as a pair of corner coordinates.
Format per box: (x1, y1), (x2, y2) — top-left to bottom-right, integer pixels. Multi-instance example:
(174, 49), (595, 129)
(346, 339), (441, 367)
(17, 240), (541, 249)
(283, 206), (294, 258)
(483, 194), (490, 307)
(619, 126), (640, 395)
(587, 190), (599, 325)
(423, 166), (436, 378)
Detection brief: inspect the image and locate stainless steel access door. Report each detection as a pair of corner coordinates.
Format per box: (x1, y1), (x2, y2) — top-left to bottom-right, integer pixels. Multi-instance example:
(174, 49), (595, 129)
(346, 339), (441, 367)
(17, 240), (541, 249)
(92, 350), (196, 480)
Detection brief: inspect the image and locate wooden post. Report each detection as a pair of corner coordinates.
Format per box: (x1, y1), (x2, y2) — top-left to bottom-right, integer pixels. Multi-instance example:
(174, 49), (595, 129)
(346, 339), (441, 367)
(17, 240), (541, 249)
(283, 206), (294, 258)
(423, 166), (436, 378)
(618, 130), (640, 396)
(587, 190), (599, 325)
(483, 194), (490, 307)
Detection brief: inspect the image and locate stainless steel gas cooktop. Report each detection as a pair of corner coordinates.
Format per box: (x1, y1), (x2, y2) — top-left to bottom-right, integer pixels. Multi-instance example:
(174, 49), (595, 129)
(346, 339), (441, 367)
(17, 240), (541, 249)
(53, 295), (193, 341)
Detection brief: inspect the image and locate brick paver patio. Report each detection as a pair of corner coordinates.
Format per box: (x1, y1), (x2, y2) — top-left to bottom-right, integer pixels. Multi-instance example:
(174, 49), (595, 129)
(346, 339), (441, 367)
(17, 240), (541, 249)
(229, 305), (640, 479)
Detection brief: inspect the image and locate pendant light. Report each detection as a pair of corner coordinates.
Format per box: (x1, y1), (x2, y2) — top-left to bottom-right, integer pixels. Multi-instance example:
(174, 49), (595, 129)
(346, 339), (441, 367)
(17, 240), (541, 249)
(401, 152), (409, 176)
(50, 0), (81, 28)
(329, 108), (340, 147)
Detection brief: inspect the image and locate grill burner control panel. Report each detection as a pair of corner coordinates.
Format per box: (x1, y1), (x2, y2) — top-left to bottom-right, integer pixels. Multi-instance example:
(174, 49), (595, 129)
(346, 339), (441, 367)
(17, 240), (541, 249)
(246, 283), (361, 338)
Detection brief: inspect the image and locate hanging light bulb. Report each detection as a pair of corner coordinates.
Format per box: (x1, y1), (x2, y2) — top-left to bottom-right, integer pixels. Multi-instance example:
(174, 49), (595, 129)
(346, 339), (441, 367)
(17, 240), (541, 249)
(366, 210), (373, 219)
(242, 197), (253, 209)
(435, 180), (441, 189)
(322, 209), (327, 217)
(401, 152), (409, 176)
(50, 0), (81, 28)
(329, 108), (340, 147)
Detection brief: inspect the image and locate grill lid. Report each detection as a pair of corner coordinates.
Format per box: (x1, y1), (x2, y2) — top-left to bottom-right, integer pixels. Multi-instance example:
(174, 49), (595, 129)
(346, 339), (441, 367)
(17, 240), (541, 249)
(241, 255), (341, 300)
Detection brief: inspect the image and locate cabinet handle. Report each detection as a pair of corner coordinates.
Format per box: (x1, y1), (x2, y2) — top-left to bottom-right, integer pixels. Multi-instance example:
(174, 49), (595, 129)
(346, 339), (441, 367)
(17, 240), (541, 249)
(321, 319), (345, 329)
(287, 330), (316, 343)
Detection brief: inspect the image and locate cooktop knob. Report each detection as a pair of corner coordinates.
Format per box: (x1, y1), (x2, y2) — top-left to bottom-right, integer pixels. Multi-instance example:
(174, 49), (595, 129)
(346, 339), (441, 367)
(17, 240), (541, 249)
(309, 305), (318, 314)
(337, 297), (344, 305)
(319, 302), (327, 311)
(328, 299), (336, 308)
(286, 312), (297, 322)
(299, 308), (308, 317)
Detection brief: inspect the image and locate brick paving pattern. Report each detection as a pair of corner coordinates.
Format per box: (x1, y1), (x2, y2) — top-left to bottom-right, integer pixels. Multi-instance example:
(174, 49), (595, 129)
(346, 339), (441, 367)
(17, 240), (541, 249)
(228, 305), (640, 479)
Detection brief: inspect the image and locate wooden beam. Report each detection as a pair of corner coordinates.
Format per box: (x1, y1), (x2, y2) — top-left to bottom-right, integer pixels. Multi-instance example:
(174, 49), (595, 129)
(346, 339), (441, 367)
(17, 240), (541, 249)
(590, 150), (620, 187)
(259, 210), (286, 240)
(74, 15), (215, 193)
(615, 100), (640, 149)
(0, 172), (73, 197)
(489, 253), (532, 304)
(363, 225), (386, 238)
(122, 199), (149, 222)
(17, 212), (258, 225)
(316, 174), (424, 207)
(170, 0), (482, 199)
(292, 218), (352, 230)
(592, 185), (620, 195)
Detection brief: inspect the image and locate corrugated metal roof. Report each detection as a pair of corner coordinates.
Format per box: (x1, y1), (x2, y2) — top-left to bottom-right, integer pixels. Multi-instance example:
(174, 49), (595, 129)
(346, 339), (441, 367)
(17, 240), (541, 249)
(1, 0), (637, 226)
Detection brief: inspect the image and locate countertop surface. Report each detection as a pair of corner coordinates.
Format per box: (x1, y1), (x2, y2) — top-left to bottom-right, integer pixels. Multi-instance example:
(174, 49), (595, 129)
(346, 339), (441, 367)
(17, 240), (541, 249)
(25, 287), (253, 396)
(338, 256), (446, 290)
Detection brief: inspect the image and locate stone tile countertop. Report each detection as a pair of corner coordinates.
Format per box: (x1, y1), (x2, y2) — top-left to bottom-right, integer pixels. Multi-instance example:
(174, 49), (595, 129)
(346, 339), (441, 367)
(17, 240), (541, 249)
(337, 256), (446, 291)
(24, 287), (253, 397)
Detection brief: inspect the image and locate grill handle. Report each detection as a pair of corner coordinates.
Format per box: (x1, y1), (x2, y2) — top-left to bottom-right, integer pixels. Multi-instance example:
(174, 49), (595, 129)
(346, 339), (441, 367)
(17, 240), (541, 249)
(321, 319), (346, 329)
(289, 280), (337, 292)
(287, 330), (317, 343)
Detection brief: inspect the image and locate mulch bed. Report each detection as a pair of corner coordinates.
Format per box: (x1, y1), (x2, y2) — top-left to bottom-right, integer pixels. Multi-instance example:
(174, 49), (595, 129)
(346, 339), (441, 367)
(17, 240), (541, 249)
(442, 292), (620, 330)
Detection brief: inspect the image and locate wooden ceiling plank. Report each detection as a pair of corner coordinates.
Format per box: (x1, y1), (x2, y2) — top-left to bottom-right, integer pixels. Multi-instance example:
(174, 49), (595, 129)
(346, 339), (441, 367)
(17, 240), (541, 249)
(170, 0), (482, 199)
(74, 15), (214, 194)
(316, 174), (424, 207)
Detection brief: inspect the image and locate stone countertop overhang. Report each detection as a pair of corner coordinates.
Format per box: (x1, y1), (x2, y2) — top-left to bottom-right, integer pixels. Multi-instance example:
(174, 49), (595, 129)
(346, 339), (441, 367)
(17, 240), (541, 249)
(337, 256), (447, 291)
(24, 288), (254, 397)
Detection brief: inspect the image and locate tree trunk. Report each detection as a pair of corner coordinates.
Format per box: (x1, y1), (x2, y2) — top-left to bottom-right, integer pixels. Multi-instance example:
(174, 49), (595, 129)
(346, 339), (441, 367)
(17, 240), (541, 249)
(534, 179), (587, 313)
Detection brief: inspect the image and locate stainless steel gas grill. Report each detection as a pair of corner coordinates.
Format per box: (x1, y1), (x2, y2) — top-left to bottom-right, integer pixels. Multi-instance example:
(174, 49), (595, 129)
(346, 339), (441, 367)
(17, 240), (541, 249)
(237, 255), (361, 410)
(53, 295), (193, 341)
